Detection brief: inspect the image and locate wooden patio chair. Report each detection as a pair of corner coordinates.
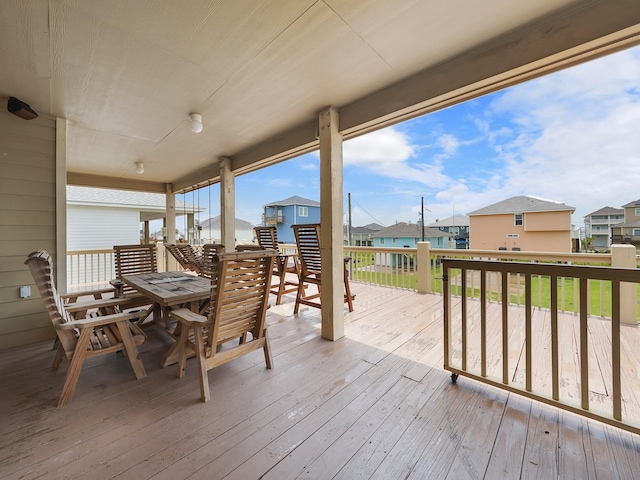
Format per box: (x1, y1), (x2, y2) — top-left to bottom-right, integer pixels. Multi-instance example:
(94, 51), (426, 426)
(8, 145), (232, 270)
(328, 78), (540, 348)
(165, 243), (192, 271)
(170, 249), (278, 402)
(25, 250), (147, 407)
(292, 223), (354, 314)
(254, 226), (301, 304)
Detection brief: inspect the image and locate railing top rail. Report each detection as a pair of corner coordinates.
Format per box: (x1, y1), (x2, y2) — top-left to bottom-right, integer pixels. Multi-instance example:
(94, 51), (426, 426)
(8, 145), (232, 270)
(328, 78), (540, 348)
(442, 258), (640, 283)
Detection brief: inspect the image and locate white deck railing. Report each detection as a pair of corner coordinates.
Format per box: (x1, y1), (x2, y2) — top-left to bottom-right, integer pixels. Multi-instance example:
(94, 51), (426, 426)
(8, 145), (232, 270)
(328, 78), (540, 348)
(441, 257), (640, 435)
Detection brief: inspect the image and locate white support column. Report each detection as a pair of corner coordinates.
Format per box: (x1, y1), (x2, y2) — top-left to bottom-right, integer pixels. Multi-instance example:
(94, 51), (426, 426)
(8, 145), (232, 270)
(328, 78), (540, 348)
(611, 244), (637, 325)
(219, 156), (236, 250)
(165, 185), (177, 271)
(55, 118), (68, 294)
(318, 107), (345, 341)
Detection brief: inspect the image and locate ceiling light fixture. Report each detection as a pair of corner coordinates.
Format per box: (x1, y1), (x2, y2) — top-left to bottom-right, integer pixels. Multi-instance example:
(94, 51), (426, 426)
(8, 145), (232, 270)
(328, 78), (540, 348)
(135, 162), (144, 174)
(190, 113), (203, 133)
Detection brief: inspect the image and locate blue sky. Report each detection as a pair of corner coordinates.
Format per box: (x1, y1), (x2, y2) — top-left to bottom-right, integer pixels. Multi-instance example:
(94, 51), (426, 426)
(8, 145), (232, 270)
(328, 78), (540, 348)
(179, 45), (640, 232)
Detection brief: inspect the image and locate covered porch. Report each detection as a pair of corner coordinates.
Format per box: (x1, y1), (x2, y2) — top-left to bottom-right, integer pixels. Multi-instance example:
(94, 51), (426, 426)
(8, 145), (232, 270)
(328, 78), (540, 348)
(2, 283), (639, 479)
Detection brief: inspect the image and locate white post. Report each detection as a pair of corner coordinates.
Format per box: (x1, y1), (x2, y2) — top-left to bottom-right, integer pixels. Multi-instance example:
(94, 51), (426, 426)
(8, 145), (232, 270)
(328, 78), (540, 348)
(318, 107), (344, 341)
(417, 241), (431, 294)
(165, 185), (177, 271)
(611, 244), (637, 325)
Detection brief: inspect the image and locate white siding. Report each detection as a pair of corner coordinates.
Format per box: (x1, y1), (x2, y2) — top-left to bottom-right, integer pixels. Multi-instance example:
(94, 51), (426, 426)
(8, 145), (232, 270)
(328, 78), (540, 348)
(67, 206), (140, 250)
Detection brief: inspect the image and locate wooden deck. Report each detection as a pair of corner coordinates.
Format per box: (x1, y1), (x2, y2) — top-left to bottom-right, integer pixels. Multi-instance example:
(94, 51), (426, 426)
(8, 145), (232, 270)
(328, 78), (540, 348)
(1, 283), (640, 479)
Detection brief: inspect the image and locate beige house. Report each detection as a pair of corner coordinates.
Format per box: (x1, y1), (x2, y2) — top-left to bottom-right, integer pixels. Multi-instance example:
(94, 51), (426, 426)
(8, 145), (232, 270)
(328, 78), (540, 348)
(611, 199), (640, 248)
(468, 196), (575, 252)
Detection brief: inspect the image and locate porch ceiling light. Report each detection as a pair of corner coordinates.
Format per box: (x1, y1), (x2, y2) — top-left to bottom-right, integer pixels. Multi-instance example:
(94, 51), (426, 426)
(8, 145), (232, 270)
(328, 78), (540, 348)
(135, 162), (144, 174)
(190, 113), (203, 133)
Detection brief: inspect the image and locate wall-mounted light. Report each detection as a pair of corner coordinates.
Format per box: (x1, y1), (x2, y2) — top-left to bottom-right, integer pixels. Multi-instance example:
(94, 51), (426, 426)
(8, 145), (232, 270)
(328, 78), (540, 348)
(190, 113), (203, 133)
(7, 97), (38, 120)
(135, 162), (144, 174)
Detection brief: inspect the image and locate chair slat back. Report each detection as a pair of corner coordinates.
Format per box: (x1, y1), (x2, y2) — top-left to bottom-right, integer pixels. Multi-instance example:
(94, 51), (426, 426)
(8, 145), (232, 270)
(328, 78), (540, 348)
(207, 250), (277, 346)
(292, 223), (322, 275)
(114, 244), (157, 294)
(254, 226), (278, 250)
(165, 244), (191, 270)
(200, 243), (225, 278)
(25, 251), (77, 353)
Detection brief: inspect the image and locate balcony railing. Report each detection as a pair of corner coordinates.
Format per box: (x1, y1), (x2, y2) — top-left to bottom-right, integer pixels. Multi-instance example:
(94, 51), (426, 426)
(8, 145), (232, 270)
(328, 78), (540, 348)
(441, 258), (640, 435)
(264, 215), (284, 224)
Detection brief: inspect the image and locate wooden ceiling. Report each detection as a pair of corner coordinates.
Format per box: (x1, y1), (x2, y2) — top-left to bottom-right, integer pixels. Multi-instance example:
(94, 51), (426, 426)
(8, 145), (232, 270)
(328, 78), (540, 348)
(2, 0), (640, 192)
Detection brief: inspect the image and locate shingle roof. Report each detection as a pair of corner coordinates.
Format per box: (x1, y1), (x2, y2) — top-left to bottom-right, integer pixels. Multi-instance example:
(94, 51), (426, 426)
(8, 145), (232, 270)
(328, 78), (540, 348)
(67, 186), (203, 211)
(621, 199), (640, 208)
(428, 214), (469, 227)
(199, 216), (254, 229)
(373, 222), (450, 239)
(585, 206), (624, 216)
(467, 196), (575, 216)
(263, 195), (320, 207)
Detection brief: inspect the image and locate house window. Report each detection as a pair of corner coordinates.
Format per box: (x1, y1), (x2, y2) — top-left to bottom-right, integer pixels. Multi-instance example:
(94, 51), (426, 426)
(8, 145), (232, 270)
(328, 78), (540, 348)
(380, 238), (385, 245)
(636, 208), (640, 217)
(392, 238), (397, 244)
(515, 213), (523, 226)
(298, 206), (308, 217)
(634, 228), (640, 236)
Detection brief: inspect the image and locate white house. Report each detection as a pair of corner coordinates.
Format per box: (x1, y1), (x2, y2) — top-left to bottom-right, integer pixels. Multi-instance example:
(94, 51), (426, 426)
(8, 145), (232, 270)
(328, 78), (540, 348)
(199, 216), (256, 245)
(67, 186), (203, 250)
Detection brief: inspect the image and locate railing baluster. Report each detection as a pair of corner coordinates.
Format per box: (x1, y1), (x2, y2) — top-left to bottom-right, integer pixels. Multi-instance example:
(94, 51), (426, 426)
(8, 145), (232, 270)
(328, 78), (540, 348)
(481, 269), (487, 377)
(525, 272), (532, 392)
(580, 277), (589, 411)
(551, 274), (559, 401)
(502, 270), (509, 385)
(611, 280), (622, 421)
(461, 267), (467, 371)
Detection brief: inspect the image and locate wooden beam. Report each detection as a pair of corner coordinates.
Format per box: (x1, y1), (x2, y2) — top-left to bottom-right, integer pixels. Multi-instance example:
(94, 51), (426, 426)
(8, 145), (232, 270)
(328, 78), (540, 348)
(219, 156), (235, 250)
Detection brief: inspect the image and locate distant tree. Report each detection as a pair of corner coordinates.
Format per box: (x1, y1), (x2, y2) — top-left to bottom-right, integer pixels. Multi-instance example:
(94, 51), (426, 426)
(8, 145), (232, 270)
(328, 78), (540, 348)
(581, 237), (593, 252)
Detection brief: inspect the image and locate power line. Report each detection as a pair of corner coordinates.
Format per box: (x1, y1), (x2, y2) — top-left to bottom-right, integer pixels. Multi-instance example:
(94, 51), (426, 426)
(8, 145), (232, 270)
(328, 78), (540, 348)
(351, 199), (386, 225)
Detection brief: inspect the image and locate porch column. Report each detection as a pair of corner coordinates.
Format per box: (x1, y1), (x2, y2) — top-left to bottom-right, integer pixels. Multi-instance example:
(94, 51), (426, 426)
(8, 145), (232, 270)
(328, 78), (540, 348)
(611, 244), (637, 325)
(417, 241), (431, 294)
(55, 118), (68, 294)
(219, 156), (235, 249)
(165, 185), (177, 271)
(318, 107), (345, 341)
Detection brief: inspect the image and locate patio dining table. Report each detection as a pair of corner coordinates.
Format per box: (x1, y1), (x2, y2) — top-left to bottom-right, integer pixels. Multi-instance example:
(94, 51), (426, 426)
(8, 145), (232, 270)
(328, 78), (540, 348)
(121, 271), (212, 367)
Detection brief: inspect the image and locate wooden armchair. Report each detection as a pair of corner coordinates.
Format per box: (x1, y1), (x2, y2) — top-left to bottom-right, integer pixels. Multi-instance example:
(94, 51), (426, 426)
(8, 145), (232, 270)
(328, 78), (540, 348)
(254, 226), (301, 304)
(111, 244), (159, 321)
(25, 251), (146, 407)
(166, 243), (225, 277)
(170, 249), (278, 402)
(292, 223), (354, 314)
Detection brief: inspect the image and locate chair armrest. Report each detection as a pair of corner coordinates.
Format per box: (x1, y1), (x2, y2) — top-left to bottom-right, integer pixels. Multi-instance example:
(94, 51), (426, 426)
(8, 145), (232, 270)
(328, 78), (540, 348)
(171, 307), (209, 326)
(57, 311), (139, 330)
(64, 296), (138, 314)
(61, 286), (116, 302)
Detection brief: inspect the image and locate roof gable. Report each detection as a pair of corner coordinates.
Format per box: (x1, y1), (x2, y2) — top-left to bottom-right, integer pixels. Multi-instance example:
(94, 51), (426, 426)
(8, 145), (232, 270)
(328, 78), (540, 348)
(264, 196), (320, 208)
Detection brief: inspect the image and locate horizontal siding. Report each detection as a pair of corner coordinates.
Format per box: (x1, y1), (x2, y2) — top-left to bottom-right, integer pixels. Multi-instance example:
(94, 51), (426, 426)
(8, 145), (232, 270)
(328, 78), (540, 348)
(67, 205), (140, 250)
(0, 112), (56, 350)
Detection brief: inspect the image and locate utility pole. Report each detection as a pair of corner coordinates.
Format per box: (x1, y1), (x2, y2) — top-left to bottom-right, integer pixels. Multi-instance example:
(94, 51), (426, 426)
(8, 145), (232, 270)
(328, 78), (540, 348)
(421, 196), (425, 241)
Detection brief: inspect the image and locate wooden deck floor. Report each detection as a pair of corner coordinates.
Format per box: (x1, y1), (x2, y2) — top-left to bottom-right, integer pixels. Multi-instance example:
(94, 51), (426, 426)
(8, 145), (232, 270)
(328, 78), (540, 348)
(1, 283), (640, 479)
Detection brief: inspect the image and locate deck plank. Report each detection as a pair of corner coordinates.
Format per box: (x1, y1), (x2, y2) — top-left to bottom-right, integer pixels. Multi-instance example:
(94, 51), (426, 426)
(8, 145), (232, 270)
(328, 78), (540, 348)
(0, 284), (639, 480)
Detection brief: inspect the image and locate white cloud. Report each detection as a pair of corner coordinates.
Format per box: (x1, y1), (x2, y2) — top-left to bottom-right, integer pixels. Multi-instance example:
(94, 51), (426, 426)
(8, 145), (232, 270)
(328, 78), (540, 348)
(468, 47), (640, 221)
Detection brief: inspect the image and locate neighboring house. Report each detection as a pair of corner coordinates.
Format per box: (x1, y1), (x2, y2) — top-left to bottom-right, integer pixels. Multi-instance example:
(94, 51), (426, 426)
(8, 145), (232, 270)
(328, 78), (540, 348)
(584, 206), (624, 251)
(261, 196), (320, 244)
(347, 223), (385, 246)
(199, 216), (255, 245)
(428, 214), (470, 249)
(468, 196), (575, 252)
(373, 222), (451, 249)
(67, 186), (203, 250)
(611, 199), (640, 248)
(372, 222), (451, 267)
